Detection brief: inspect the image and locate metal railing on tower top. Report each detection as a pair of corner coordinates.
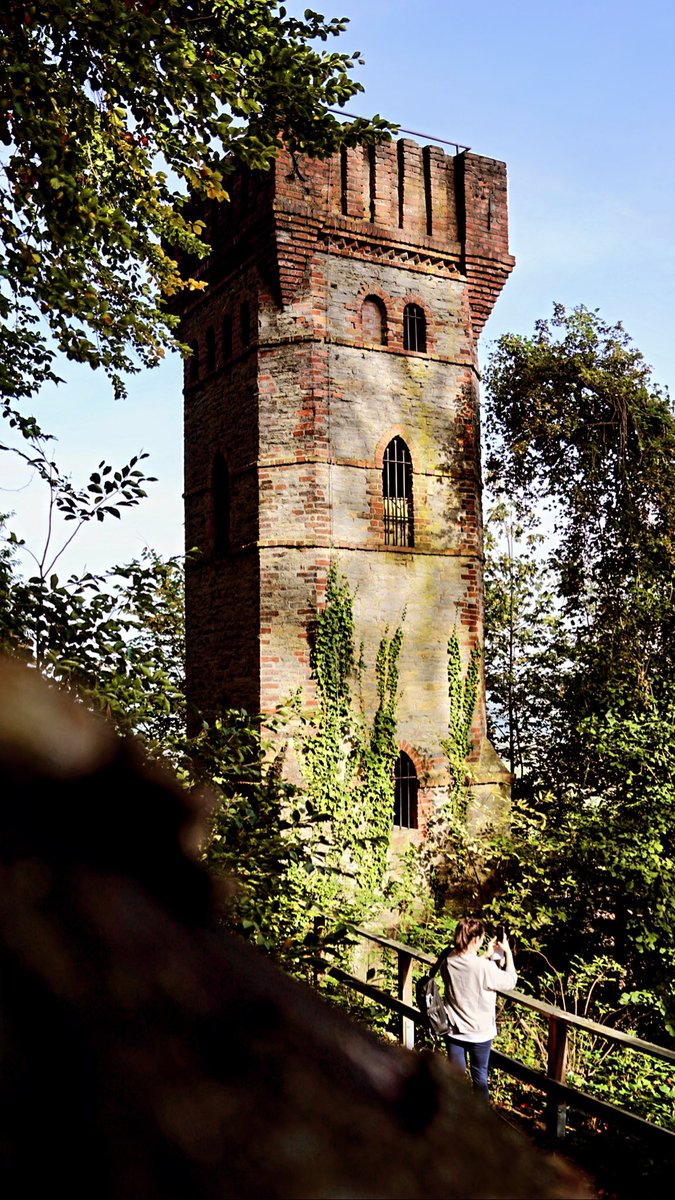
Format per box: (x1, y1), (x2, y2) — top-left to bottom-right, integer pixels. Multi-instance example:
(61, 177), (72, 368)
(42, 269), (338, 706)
(328, 109), (471, 154)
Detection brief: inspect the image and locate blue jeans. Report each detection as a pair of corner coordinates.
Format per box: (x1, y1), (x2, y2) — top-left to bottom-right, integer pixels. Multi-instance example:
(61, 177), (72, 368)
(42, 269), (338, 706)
(446, 1036), (492, 1101)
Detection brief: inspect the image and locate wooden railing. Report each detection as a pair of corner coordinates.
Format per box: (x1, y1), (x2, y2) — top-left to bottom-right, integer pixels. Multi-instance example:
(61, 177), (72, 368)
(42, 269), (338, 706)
(318, 927), (675, 1150)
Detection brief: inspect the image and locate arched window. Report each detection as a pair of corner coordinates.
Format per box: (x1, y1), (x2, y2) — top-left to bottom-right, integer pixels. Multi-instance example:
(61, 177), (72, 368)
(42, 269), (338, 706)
(362, 295), (387, 345)
(222, 314), (232, 363)
(394, 751), (419, 829)
(206, 327), (216, 373)
(240, 300), (251, 348)
(403, 303), (426, 353)
(213, 452), (230, 556)
(382, 436), (414, 547)
(188, 340), (200, 383)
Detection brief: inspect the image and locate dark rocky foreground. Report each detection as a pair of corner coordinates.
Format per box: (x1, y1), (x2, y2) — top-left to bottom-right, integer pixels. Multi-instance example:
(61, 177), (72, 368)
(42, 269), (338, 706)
(0, 659), (592, 1199)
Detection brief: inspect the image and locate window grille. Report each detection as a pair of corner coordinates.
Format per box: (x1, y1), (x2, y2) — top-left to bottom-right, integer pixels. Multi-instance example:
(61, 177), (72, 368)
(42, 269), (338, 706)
(403, 303), (427, 353)
(213, 453), (230, 556)
(382, 437), (414, 547)
(394, 751), (419, 829)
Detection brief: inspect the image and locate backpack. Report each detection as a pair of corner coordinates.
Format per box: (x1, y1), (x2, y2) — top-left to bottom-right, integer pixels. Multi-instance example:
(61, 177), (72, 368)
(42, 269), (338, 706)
(416, 950), (455, 1039)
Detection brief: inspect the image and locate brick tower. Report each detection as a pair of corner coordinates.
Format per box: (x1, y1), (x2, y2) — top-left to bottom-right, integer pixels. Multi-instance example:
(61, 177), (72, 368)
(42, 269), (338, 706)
(178, 137), (514, 827)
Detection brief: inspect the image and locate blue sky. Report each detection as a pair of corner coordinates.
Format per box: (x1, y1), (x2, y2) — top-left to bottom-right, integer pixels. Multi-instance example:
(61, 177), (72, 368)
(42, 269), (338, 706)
(5, 0), (675, 576)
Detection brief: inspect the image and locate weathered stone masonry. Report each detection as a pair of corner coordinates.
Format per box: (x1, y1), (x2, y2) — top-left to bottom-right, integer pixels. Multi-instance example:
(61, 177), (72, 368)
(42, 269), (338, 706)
(178, 137), (514, 822)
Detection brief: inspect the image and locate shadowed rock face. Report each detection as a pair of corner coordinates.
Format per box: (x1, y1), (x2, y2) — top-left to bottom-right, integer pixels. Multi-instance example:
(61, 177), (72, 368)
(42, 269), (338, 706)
(0, 660), (592, 1199)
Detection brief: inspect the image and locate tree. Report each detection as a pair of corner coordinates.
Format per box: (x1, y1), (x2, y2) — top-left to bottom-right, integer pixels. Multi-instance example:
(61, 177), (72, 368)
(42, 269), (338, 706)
(484, 303), (675, 780)
(0, 430), (188, 752)
(0, 1), (391, 426)
(482, 305), (675, 1034)
(483, 501), (563, 777)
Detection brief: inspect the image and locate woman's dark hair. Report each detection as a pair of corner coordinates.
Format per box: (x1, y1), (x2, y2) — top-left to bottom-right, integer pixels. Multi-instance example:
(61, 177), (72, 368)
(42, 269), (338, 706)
(452, 917), (485, 953)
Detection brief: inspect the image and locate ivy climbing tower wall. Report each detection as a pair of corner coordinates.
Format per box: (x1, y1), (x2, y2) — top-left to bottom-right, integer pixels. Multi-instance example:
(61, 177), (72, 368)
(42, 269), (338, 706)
(178, 137), (514, 821)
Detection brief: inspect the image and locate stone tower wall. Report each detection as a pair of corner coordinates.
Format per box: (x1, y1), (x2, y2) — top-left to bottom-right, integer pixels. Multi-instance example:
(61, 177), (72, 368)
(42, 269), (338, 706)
(179, 138), (514, 805)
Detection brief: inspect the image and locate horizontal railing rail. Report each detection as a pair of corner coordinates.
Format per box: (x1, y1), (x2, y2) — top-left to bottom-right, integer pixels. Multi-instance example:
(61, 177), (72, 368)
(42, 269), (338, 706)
(316, 926), (675, 1149)
(327, 109), (471, 154)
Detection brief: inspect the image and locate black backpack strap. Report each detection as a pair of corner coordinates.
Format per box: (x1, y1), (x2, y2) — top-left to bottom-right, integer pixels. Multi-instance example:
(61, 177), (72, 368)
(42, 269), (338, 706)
(429, 947), (451, 979)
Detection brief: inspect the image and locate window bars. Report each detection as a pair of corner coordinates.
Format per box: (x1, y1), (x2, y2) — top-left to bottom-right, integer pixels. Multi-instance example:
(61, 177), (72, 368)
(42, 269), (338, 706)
(403, 303), (426, 353)
(394, 751), (419, 829)
(383, 437), (414, 547)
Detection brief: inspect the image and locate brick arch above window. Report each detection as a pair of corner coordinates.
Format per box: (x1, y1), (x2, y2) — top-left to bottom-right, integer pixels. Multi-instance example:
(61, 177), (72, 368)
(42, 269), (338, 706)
(374, 426), (418, 473)
(361, 294), (387, 345)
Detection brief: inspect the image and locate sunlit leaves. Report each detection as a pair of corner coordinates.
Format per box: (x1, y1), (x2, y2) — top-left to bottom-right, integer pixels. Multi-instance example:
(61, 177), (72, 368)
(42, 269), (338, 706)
(0, 1), (393, 410)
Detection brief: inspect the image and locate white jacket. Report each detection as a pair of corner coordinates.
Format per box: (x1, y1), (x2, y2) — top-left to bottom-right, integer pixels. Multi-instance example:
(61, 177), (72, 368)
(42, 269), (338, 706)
(440, 951), (517, 1042)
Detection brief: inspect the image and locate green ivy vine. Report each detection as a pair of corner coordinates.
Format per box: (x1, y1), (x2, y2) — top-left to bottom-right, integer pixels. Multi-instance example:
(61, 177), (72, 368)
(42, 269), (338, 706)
(442, 630), (481, 820)
(408, 630), (484, 915)
(299, 563), (403, 917)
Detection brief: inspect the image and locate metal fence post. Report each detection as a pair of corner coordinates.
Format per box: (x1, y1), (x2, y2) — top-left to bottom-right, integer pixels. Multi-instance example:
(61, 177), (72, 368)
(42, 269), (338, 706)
(546, 1014), (569, 1140)
(397, 949), (415, 1049)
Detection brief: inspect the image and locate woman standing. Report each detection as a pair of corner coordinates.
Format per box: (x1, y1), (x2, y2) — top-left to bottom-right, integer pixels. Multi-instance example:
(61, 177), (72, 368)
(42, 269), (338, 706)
(440, 916), (517, 1101)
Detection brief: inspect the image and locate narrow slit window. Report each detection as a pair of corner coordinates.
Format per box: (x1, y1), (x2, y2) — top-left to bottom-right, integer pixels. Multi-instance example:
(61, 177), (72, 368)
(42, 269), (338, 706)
(382, 437), (414, 547)
(403, 303), (427, 353)
(394, 751), (419, 829)
(397, 140), (405, 229)
(222, 314), (232, 363)
(206, 327), (216, 374)
(362, 296), (387, 345)
(213, 453), (230, 556)
(368, 144), (376, 223)
(239, 169), (250, 213)
(189, 340), (200, 383)
(340, 145), (349, 216)
(240, 301), (251, 348)
(423, 146), (433, 236)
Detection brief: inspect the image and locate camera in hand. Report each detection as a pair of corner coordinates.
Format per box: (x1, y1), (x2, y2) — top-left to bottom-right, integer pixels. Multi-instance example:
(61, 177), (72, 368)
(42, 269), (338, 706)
(492, 925), (506, 967)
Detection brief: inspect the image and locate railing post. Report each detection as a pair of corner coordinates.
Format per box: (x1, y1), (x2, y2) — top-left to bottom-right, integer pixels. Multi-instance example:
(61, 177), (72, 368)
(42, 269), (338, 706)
(313, 915), (325, 988)
(397, 949), (415, 1049)
(546, 1014), (569, 1140)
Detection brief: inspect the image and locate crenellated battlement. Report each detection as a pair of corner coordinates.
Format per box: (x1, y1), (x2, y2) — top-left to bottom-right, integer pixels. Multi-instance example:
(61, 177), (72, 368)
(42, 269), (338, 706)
(276, 139), (464, 249)
(181, 137), (513, 340)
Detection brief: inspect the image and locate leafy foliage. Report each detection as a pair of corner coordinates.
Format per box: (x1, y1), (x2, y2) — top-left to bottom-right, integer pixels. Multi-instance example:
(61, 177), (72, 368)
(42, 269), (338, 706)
(199, 564), (404, 968)
(302, 564), (403, 897)
(441, 629), (481, 816)
(484, 303), (675, 763)
(0, 427), (187, 752)
(482, 304), (675, 1037)
(0, 0), (392, 420)
(494, 957), (675, 1132)
(408, 632), (484, 914)
(483, 502), (562, 775)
